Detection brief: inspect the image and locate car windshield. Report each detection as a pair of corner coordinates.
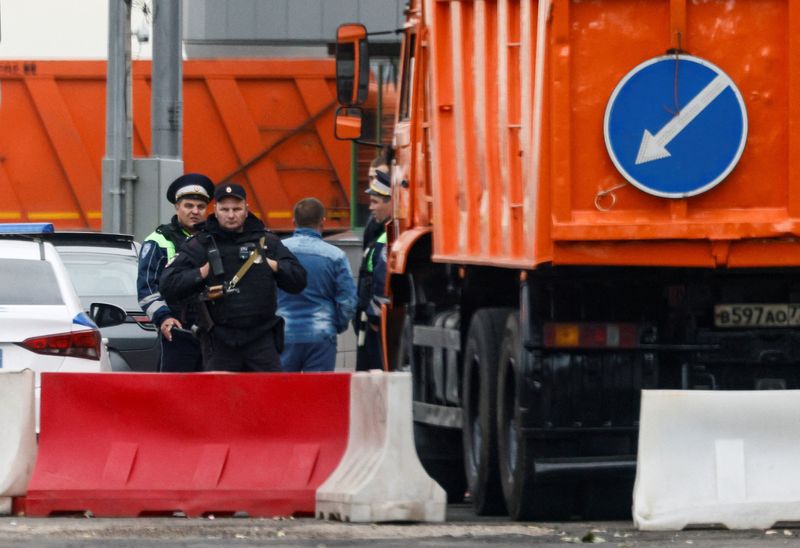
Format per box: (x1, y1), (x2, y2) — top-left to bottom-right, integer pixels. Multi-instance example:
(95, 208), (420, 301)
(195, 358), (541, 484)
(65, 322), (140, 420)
(60, 252), (138, 299)
(0, 259), (64, 305)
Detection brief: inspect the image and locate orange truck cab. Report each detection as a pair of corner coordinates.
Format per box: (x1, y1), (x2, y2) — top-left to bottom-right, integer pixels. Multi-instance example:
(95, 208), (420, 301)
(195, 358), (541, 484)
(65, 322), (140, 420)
(335, 0), (800, 520)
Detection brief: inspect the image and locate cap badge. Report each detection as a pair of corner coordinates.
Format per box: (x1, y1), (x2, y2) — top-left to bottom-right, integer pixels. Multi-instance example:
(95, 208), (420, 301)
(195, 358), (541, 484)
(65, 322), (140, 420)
(226, 186), (232, 193)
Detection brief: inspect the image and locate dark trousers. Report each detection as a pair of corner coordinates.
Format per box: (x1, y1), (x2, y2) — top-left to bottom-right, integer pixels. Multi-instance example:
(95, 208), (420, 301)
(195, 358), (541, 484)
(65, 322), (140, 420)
(353, 311), (368, 371)
(354, 312), (383, 371)
(159, 330), (204, 372)
(205, 329), (281, 372)
(281, 337), (337, 372)
(360, 328), (384, 371)
(354, 344), (369, 371)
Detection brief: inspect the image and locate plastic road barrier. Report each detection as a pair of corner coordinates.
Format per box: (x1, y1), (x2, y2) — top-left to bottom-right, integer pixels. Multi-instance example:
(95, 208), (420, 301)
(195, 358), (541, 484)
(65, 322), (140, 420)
(0, 370), (37, 515)
(25, 372), (350, 517)
(317, 371), (446, 522)
(634, 389), (800, 530)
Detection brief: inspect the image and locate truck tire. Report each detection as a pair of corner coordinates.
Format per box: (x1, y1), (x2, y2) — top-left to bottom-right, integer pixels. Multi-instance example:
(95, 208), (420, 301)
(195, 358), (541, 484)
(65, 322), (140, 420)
(462, 307), (512, 515)
(497, 312), (573, 520)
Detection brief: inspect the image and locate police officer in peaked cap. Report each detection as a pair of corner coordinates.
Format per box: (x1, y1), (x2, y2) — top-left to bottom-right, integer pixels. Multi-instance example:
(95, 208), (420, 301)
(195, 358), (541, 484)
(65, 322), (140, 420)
(136, 173), (215, 372)
(355, 158), (393, 371)
(159, 182), (307, 372)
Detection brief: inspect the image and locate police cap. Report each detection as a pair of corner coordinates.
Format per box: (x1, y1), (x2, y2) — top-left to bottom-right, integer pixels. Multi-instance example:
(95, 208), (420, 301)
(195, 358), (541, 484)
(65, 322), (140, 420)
(166, 173), (214, 204)
(214, 183), (247, 201)
(366, 169), (391, 197)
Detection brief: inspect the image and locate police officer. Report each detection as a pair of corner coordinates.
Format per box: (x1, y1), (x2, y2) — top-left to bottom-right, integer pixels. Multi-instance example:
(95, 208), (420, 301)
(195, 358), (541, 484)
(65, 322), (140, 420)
(159, 183), (307, 372)
(137, 172), (214, 372)
(356, 166), (393, 371)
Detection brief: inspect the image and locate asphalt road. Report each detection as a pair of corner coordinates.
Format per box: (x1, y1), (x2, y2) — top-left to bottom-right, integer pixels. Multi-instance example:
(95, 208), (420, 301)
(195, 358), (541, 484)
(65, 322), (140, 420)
(0, 504), (798, 547)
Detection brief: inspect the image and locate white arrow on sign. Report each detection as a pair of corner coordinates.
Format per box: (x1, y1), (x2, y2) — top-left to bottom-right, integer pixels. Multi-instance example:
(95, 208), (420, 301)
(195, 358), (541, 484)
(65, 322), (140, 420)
(635, 74), (731, 165)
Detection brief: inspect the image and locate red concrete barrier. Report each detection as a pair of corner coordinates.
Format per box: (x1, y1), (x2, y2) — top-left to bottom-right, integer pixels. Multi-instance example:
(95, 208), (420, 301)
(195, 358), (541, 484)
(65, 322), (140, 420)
(25, 372), (351, 517)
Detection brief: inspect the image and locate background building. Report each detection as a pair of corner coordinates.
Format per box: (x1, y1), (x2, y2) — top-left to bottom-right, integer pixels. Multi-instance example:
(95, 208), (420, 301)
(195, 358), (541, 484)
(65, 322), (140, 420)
(0, 0), (403, 60)
(184, 0), (403, 58)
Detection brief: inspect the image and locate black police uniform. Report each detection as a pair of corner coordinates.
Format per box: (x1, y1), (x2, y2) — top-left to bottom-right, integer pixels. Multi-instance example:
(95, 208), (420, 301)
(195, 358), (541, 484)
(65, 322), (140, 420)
(159, 211), (307, 372)
(137, 173), (214, 372)
(354, 168), (392, 371)
(354, 216), (385, 371)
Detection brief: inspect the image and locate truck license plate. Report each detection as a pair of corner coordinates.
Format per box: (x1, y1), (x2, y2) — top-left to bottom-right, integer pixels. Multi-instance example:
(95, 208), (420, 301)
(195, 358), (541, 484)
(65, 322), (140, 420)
(714, 304), (800, 328)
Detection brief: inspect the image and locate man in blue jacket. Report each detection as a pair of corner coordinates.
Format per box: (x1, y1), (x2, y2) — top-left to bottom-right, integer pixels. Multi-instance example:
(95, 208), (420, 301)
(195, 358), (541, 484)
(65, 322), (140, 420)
(278, 197), (357, 372)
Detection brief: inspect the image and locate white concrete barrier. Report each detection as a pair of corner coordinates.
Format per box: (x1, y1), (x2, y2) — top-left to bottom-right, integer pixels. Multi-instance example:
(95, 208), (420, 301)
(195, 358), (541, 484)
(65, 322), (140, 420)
(634, 389), (800, 530)
(0, 369), (37, 515)
(316, 371), (446, 522)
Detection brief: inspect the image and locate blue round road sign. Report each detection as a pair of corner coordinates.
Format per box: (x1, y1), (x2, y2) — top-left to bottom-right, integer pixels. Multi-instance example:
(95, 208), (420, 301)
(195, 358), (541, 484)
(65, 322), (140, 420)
(604, 55), (747, 198)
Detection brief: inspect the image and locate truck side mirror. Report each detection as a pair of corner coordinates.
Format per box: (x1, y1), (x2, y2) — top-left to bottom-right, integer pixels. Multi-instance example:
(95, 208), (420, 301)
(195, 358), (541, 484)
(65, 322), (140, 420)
(336, 23), (369, 106)
(334, 106), (364, 140)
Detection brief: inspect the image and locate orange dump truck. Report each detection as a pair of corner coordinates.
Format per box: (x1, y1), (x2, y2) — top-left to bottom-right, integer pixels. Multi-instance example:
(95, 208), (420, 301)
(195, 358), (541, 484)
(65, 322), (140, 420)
(335, 0), (800, 520)
(0, 59), (350, 231)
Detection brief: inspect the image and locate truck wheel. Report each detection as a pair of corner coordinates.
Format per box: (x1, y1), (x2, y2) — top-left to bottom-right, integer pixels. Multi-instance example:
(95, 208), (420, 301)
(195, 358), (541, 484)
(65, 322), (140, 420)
(497, 313), (573, 520)
(462, 307), (511, 515)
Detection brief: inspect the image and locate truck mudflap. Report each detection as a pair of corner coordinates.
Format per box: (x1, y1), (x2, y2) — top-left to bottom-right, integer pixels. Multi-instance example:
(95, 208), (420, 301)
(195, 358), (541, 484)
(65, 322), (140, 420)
(520, 349), (656, 430)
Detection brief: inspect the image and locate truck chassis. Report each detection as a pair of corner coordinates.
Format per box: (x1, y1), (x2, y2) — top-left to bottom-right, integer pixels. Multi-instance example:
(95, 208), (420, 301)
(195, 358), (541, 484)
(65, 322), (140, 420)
(392, 234), (800, 519)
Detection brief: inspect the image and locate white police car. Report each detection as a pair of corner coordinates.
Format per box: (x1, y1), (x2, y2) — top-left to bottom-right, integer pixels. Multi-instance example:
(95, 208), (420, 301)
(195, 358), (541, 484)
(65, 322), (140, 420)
(0, 224), (125, 427)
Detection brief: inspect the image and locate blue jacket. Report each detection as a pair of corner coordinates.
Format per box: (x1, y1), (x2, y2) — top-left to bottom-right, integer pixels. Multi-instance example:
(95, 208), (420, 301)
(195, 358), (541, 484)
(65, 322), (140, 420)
(277, 228), (357, 344)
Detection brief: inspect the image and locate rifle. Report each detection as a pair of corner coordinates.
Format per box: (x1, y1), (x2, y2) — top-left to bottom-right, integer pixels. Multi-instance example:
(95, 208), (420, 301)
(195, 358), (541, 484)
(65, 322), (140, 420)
(184, 235), (266, 336)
